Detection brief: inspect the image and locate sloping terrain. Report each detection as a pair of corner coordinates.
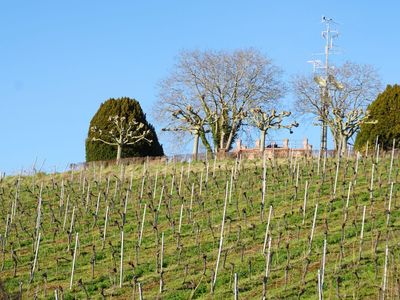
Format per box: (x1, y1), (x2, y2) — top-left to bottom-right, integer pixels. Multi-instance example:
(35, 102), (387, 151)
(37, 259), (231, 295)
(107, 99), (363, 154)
(0, 152), (399, 299)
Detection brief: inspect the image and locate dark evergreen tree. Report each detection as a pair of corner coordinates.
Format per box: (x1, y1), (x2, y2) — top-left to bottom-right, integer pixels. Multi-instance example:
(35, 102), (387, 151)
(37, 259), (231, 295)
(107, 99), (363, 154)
(86, 98), (164, 162)
(355, 84), (400, 150)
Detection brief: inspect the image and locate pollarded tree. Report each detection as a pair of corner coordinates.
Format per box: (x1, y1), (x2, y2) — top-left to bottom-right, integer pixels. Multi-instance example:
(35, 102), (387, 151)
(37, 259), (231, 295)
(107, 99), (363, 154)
(155, 49), (285, 154)
(86, 98), (164, 162)
(327, 108), (376, 155)
(355, 84), (400, 151)
(248, 108), (298, 152)
(161, 104), (208, 160)
(91, 115), (151, 162)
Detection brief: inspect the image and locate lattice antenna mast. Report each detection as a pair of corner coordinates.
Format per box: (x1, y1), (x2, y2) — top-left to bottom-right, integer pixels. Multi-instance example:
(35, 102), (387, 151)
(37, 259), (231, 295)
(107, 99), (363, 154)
(308, 16), (340, 155)
(308, 16), (339, 75)
(321, 16), (339, 78)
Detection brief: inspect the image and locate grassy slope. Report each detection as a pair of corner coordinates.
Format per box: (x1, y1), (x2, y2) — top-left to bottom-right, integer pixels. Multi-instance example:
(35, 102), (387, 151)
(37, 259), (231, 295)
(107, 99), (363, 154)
(0, 153), (399, 299)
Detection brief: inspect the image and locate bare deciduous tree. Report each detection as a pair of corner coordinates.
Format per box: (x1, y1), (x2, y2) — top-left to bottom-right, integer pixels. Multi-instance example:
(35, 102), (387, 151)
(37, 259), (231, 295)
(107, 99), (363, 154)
(292, 62), (381, 153)
(156, 49), (285, 154)
(91, 116), (152, 162)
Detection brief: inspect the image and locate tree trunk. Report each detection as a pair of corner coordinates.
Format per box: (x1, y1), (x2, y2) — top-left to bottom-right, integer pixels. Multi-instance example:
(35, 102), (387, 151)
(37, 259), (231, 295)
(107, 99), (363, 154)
(199, 131), (213, 155)
(331, 131), (341, 154)
(332, 134), (347, 156)
(220, 131), (225, 151)
(341, 136), (348, 156)
(117, 145), (122, 162)
(260, 130), (266, 153)
(319, 88), (329, 157)
(224, 121), (239, 152)
(320, 123), (328, 157)
(192, 133), (199, 161)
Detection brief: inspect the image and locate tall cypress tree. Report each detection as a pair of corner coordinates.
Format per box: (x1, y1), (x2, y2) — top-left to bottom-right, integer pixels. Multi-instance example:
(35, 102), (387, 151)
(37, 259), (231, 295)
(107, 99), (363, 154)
(86, 98), (164, 162)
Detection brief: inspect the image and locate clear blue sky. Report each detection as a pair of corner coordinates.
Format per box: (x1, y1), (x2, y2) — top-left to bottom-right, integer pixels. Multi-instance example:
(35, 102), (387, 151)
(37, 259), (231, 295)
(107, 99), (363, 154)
(1, 1), (399, 174)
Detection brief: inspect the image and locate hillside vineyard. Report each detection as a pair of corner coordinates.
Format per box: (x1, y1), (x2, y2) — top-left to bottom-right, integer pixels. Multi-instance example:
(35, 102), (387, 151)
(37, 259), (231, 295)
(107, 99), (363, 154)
(0, 149), (399, 299)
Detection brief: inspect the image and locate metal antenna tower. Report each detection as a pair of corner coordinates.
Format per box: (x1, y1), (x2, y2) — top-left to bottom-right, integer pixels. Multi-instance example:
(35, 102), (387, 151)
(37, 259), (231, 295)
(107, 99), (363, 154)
(321, 16), (339, 77)
(309, 16), (340, 155)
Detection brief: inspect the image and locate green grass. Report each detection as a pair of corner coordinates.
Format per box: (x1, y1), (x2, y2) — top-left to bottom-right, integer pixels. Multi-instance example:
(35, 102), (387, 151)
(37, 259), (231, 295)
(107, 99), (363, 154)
(0, 154), (399, 299)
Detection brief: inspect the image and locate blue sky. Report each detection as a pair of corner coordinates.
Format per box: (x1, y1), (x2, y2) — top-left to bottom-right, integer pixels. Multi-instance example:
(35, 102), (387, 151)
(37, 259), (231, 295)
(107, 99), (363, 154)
(1, 1), (399, 174)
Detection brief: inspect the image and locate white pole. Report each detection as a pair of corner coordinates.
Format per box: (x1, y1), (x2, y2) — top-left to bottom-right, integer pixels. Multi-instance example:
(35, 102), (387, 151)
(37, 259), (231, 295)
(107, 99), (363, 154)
(262, 206), (273, 254)
(188, 183), (194, 221)
(360, 205), (366, 240)
(262, 154), (267, 208)
(138, 282), (143, 300)
(309, 204), (318, 254)
(85, 182), (91, 209)
(60, 179), (65, 209)
(229, 167), (234, 204)
(170, 174), (175, 196)
(104, 176), (110, 199)
(70, 232), (79, 290)
(35, 194), (42, 247)
(234, 156), (238, 179)
(345, 182), (352, 210)
(317, 269), (322, 300)
(354, 152), (360, 185)
(359, 205), (366, 259)
(265, 236), (272, 278)
(199, 171), (203, 196)
(389, 139), (395, 182)
(30, 232), (41, 283)
(386, 182), (394, 226)
(120, 231), (124, 288)
(124, 190), (129, 216)
(212, 181), (229, 289)
(302, 180), (308, 225)
(62, 195), (70, 231)
(160, 232), (164, 273)
(333, 156), (340, 196)
(129, 171), (134, 191)
(69, 206), (76, 234)
(102, 206), (109, 248)
(370, 164), (375, 195)
(382, 243), (389, 300)
(344, 182), (352, 222)
(321, 239), (327, 289)
(178, 166), (184, 196)
(234, 273), (238, 300)
(158, 185), (164, 211)
(153, 171), (158, 200)
(178, 203), (184, 234)
(140, 175), (145, 200)
(139, 204), (147, 246)
(4, 214), (10, 242)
